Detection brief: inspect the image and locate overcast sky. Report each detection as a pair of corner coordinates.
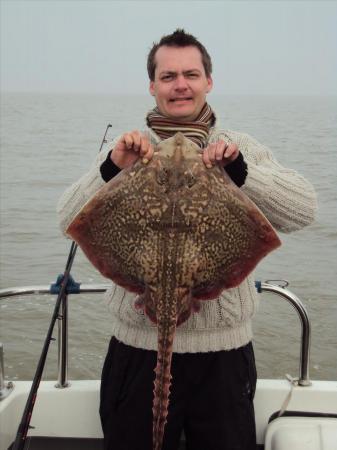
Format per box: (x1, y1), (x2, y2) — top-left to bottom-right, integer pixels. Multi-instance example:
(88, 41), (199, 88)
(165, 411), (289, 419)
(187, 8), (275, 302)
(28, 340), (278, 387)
(1, 0), (336, 95)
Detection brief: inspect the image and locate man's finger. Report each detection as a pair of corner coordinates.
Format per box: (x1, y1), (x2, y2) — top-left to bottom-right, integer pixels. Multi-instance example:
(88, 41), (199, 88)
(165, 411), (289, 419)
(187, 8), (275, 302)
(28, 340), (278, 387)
(123, 133), (134, 150)
(224, 143), (239, 160)
(139, 135), (150, 156)
(207, 143), (217, 162)
(202, 148), (213, 169)
(131, 131), (141, 151)
(215, 141), (227, 160)
(142, 144), (154, 164)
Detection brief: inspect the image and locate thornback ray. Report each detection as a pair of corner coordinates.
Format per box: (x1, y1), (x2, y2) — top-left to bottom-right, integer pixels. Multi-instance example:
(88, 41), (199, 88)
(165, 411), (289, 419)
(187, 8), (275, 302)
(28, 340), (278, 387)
(66, 132), (281, 450)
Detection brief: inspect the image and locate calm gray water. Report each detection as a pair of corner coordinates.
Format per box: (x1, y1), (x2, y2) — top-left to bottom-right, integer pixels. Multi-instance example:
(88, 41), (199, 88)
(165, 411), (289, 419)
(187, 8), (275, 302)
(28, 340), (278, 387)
(0, 93), (336, 382)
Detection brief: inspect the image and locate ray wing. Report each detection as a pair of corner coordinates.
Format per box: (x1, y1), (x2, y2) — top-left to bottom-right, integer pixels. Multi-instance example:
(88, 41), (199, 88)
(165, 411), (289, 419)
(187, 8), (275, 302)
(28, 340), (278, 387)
(66, 165), (165, 294)
(188, 169), (281, 299)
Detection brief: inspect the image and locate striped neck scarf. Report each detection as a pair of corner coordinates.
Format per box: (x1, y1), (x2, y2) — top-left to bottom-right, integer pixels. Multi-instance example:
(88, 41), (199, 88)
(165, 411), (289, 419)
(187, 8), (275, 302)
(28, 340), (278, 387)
(146, 103), (216, 148)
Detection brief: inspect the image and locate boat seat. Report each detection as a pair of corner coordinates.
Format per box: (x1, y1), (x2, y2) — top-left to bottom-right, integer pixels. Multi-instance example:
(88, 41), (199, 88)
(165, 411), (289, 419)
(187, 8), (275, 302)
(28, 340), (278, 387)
(265, 415), (337, 450)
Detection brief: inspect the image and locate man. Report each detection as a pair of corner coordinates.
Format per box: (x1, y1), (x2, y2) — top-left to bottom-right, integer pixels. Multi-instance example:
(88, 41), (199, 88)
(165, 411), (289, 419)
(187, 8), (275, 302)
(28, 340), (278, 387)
(58, 29), (317, 450)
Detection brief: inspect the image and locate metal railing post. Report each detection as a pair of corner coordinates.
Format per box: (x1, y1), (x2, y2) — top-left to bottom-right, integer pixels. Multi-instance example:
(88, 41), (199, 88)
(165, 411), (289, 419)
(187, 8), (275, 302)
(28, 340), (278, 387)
(260, 282), (311, 386)
(0, 343), (14, 400)
(56, 292), (69, 388)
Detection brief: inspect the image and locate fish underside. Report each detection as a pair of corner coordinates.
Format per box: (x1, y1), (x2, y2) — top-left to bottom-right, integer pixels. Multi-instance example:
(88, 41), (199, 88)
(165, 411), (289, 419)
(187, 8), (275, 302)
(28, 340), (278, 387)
(67, 133), (281, 450)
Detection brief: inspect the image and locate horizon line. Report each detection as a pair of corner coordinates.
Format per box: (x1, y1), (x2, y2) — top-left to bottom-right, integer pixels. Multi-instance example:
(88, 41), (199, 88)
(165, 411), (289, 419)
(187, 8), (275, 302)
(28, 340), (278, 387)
(1, 90), (336, 97)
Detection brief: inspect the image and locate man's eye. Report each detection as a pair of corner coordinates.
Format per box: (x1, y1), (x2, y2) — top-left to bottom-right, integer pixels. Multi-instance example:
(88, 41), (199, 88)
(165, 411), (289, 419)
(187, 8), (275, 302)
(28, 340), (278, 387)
(161, 75), (173, 81)
(187, 73), (199, 79)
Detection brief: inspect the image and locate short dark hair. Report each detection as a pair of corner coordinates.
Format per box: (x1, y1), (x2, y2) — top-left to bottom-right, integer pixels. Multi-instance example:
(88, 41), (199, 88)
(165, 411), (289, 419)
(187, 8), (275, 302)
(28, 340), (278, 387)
(147, 29), (213, 81)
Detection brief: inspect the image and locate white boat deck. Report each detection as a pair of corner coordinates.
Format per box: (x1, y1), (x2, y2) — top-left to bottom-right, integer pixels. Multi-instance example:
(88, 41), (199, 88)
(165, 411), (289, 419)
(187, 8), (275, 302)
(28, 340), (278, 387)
(1, 378), (337, 450)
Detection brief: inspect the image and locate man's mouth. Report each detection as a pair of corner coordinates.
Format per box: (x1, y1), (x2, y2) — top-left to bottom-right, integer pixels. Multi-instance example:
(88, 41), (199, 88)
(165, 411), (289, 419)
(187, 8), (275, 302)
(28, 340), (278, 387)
(169, 97), (193, 103)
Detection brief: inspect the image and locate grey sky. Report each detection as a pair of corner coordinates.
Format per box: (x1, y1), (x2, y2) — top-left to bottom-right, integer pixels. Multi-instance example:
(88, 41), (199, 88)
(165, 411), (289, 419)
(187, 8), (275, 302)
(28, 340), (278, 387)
(1, 0), (336, 95)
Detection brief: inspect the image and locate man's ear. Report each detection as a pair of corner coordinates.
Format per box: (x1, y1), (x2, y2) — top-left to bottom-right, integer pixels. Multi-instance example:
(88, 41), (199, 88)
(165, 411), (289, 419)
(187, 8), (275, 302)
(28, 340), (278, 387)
(206, 76), (213, 93)
(149, 81), (155, 96)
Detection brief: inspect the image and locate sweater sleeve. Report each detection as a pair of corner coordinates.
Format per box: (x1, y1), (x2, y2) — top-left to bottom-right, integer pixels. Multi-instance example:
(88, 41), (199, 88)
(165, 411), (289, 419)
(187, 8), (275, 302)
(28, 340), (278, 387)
(236, 132), (317, 233)
(224, 152), (247, 187)
(57, 136), (121, 236)
(100, 150), (122, 182)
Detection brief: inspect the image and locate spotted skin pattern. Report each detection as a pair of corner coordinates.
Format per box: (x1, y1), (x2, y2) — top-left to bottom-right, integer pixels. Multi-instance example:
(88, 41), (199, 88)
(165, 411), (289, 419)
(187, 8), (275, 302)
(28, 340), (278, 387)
(67, 133), (281, 450)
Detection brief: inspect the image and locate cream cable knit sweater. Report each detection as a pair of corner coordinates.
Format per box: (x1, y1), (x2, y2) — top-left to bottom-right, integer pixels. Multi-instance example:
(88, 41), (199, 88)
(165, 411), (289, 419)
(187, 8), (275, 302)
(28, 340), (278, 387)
(57, 126), (317, 353)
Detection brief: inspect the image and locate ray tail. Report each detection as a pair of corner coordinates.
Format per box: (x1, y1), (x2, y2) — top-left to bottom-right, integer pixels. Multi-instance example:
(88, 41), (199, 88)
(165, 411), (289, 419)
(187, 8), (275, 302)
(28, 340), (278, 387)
(153, 317), (177, 450)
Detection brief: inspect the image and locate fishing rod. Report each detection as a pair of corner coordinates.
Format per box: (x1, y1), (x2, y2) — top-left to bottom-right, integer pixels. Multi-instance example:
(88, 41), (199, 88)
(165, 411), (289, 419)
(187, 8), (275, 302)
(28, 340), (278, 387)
(12, 124), (112, 450)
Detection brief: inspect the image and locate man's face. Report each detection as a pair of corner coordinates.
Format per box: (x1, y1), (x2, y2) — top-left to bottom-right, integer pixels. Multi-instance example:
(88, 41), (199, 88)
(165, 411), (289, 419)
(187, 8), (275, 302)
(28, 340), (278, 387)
(149, 45), (213, 122)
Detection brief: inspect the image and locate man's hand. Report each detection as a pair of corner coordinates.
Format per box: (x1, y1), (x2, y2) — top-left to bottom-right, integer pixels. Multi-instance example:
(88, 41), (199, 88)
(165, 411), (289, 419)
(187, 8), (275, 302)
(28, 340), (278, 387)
(111, 131), (154, 169)
(202, 140), (239, 169)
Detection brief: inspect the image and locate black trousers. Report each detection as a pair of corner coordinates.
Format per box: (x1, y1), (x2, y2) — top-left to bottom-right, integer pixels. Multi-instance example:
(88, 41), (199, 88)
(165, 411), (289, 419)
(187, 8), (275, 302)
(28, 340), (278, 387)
(100, 337), (257, 450)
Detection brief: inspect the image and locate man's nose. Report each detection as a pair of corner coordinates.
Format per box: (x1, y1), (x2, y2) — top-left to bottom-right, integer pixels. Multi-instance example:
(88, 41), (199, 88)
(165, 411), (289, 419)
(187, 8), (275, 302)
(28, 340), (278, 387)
(174, 75), (188, 90)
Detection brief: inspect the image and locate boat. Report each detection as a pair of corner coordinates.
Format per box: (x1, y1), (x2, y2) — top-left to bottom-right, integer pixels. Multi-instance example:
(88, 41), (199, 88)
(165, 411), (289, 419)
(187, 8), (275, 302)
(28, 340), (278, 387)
(1, 278), (336, 450)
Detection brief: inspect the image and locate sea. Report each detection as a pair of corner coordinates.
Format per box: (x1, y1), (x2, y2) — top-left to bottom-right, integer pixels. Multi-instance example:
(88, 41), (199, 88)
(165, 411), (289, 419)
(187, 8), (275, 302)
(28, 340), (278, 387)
(0, 92), (336, 383)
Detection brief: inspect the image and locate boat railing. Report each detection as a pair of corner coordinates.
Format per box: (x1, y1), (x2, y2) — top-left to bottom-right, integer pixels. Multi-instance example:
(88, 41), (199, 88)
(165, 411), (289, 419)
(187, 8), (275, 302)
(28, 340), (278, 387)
(0, 280), (311, 399)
